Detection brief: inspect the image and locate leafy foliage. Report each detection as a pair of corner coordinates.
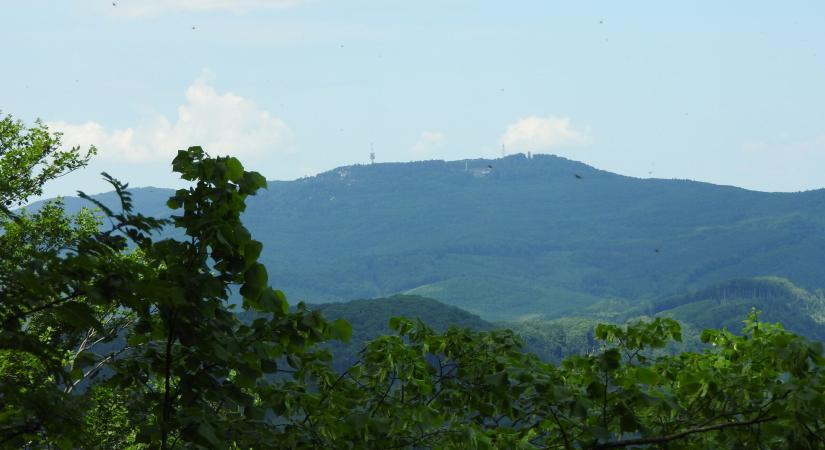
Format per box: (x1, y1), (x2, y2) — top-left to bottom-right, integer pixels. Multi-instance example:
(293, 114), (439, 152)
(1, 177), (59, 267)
(3, 117), (825, 448)
(298, 312), (825, 448)
(307, 295), (493, 371)
(508, 316), (602, 363)
(0, 111), (94, 212)
(1, 141), (345, 448)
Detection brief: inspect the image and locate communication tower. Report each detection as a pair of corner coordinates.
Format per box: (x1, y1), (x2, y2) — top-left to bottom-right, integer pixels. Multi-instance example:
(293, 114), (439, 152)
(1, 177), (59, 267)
(370, 143), (375, 164)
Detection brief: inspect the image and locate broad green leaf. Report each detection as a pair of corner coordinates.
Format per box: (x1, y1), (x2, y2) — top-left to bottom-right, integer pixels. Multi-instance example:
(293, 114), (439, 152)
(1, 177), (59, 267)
(53, 301), (103, 332)
(225, 157), (244, 182)
(331, 318), (352, 342)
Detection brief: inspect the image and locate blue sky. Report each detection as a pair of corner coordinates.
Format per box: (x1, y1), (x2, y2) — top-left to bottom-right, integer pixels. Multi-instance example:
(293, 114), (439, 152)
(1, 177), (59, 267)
(3, 1), (824, 197)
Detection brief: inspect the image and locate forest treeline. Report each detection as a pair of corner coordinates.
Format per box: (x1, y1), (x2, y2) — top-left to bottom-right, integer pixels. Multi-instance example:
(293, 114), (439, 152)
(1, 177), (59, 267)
(2, 114), (825, 448)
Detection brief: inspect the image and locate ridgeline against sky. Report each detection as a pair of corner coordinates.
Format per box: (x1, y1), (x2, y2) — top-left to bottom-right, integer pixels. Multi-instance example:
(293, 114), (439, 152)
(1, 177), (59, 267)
(44, 154), (825, 321)
(2, 1), (824, 199)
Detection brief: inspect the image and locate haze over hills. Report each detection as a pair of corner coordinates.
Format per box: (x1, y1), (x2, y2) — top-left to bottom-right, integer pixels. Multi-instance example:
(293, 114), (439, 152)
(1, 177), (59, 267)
(39, 153), (825, 321)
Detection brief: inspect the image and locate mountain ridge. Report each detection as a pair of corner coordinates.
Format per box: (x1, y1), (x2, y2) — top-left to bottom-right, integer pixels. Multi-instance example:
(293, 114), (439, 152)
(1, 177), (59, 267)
(26, 153), (825, 321)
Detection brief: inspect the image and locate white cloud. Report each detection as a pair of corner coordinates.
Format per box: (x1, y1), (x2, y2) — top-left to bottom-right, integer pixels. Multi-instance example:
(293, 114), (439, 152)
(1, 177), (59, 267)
(50, 74), (294, 164)
(112, 0), (306, 17)
(743, 135), (825, 157)
(500, 115), (590, 153)
(411, 131), (446, 155)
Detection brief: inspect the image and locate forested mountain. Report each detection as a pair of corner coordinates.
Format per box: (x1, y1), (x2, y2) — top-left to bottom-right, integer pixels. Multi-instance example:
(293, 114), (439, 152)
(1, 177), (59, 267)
(42, 153), (825, 321)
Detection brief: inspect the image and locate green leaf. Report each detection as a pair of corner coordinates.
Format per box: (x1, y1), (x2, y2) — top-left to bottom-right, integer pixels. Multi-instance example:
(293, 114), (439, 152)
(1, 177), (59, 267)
(331, 319), (352, 342)
(243, 240), (263, 261)
(261, 359), (278, 373)
(73, 350), (96, 369)
(634, 367), (660, 385)
(240, 263), (268, 298)
(69, 366), (84, 381)
(225, 157), (244, 182)
(484, 371), (508, 388)
(247, 171), (267, 190)
(235, 370), (256, 389)
(166, 197), (182, 210)
(599, 348), (621, 371)
(257, 288), (288, 314)
(53, 301), (103, 332)
(55, 436), (74, 450)
(197, 421), (220, 446)
(245, 405), (265, 421)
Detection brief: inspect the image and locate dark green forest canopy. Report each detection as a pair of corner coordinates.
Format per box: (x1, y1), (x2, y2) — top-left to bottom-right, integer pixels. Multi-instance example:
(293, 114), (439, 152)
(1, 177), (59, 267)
(40, 154), (825, 321)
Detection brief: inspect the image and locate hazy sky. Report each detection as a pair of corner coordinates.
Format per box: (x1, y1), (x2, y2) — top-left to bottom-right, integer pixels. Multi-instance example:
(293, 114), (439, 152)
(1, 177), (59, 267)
(3, 1), (824, 198)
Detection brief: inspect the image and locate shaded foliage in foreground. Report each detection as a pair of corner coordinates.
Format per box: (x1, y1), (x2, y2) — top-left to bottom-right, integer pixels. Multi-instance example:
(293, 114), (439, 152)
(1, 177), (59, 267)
(2, 116), (825, 448)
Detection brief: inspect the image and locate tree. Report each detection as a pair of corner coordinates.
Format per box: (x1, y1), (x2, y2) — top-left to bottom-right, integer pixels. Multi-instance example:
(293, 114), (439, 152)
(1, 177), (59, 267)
(305, 313), (825, 449)
(99, 147), (351, 448)
(0, 114), (106, 447)
(1, 143), (351, 448)
(0, 111), (95, 214)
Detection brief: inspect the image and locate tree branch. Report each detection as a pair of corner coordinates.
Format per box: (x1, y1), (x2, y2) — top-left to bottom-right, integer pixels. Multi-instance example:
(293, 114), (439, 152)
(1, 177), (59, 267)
(591, 415), (778, 449)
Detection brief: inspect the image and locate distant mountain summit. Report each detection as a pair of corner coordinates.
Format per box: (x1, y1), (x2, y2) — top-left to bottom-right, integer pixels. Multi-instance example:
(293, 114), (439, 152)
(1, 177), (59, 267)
(32, 154), (825, 320)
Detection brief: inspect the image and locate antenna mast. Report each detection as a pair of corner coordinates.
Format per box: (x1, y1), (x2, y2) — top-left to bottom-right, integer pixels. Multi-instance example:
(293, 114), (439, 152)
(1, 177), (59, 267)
(501, 143), (506, 158)
(369, 143), (375, 164)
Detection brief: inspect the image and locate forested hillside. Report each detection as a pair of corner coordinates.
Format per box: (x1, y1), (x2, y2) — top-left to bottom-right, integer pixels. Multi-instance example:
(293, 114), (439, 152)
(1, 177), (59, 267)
(651, 277), (825, 341)
(507, 277), (825, 362)
(44, 154), (825, 320)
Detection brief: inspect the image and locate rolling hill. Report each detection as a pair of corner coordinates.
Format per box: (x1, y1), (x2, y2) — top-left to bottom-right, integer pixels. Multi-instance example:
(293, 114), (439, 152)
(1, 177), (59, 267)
(650, 277), (825, 341)
(312, 295), (494, 370)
